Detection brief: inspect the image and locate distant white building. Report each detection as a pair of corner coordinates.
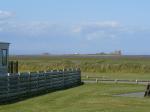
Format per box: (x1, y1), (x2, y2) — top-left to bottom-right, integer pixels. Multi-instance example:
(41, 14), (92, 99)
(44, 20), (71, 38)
(111, 50), (122, 55)
(0, 42), (9, 74)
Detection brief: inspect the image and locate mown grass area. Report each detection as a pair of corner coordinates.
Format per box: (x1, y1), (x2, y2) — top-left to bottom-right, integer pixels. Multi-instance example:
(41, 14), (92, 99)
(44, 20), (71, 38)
(10, 55), (150, 73)
(82, 72), (150, 80)
(0, 83), (149, 112)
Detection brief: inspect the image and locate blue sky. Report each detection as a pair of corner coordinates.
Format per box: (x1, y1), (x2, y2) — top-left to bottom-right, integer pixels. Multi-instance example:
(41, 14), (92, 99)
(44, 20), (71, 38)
(0, 0), (150, 54)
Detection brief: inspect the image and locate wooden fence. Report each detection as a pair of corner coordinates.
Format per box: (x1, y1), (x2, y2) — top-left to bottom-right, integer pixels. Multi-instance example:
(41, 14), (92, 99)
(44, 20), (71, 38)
(144, 84), (150, 97)
(82, 76), (150, 85)
(0, 69), (81, 103)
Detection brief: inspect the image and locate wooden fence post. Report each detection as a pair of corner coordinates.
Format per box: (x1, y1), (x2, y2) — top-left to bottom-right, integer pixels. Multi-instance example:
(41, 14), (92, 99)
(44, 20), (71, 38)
(115, 79), (118, 84)
(96, 78), (98, 83)
(7, 74), (10, 102)
(144, 83), (150, 97)
(10, 61), (13, 73)
(136, 80), (138, 84)
(28, 72), (31, 96)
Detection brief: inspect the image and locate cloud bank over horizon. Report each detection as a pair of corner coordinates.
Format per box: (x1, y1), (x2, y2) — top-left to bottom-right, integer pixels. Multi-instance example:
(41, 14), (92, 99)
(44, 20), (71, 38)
(0, 10), (150, 55)
(0, 10), (15, 20)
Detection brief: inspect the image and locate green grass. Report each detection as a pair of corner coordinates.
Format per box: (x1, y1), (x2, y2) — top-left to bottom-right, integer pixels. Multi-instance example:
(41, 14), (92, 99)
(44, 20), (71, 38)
(10, 55), (150, 73)
(0, 83), (149, 112)
(82, 72), (150, 80)
(5, 55), (150, 111)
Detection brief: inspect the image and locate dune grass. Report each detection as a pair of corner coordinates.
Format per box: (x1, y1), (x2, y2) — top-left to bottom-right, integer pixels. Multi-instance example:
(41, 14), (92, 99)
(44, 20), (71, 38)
(0, 83), (149, 112)
(10, 55), (150, 81)
(10, 55), (150, 73)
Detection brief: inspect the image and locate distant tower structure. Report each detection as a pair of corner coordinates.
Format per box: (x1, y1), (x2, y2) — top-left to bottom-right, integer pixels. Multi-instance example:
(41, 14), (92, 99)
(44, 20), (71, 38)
(117, 50), (122, 55)
(113, 50), (122, 55)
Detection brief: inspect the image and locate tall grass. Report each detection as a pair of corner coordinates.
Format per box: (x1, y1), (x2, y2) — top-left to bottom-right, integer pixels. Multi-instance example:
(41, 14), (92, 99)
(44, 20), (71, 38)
(10, 55), (150, 73)
(81, 63), (150, 73)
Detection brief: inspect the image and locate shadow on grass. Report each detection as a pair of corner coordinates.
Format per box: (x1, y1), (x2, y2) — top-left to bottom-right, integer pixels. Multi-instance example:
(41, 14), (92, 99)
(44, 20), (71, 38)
(0, 82), (84, 105)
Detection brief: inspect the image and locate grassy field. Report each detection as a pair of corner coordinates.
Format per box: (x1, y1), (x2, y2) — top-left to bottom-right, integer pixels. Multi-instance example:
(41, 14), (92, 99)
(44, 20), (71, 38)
(9, 55), (150, 80)
(0, 83), (149, 112)
(2, 55), (150, 111)
(82, 72), (150, 80)
(10, 55), (150, 74)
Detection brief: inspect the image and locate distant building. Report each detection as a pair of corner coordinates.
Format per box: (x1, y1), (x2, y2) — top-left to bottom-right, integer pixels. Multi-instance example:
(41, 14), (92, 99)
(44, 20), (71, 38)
(111, 50), (122, 55)
(74, 53), (79, 55)
(96, 50), (122, 56)
(42, 52), (50, 56)
(0, 42), (9, 74)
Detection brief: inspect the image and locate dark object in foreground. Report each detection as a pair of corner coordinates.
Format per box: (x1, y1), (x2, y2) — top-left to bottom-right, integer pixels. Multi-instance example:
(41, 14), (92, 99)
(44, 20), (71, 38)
(0, 68), (82, 104)
(8, 61), (18, 74)
(144, 84), (150, 97)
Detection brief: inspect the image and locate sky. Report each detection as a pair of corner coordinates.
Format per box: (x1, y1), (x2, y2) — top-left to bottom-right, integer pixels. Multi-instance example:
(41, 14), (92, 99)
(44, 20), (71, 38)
(0, 0), (150, 55)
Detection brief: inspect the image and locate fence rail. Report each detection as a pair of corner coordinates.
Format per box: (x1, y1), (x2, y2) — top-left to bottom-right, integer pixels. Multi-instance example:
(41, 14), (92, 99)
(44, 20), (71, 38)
(0, 69), (81, 103)
(82, 76), (150, 85)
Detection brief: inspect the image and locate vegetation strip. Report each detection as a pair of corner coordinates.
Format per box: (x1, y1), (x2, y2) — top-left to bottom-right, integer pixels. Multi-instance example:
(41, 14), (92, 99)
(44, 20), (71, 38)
(10, 55), (150, 73)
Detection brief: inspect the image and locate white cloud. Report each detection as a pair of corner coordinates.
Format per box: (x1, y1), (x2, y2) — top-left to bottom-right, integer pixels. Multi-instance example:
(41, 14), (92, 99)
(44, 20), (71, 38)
(72, 27), (82, 33)
(72, 21), (121, 40)
(1, 19), (150, 54)
(0, 21), (73, 38)
(0, 10), (14, 20)
(0, 10), (15, 32)
(0, 19), (124, 39)
(0, 28), (3, 32)
(90, 21), (120, 28)
(11, 22), (53, 36)
(1, 18), (150, 42)
(73, 21), (120, 32)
